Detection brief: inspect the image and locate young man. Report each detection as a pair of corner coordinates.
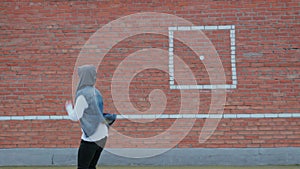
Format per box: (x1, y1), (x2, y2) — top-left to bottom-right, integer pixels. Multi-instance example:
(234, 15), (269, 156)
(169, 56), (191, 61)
(65, 65), (116, 169)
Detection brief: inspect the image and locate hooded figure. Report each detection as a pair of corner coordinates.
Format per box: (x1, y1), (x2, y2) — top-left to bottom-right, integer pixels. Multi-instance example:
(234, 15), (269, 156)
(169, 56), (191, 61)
(66, 65), (117, 169)
(75, 65), (106, 137)
(76, 65), (116, 129)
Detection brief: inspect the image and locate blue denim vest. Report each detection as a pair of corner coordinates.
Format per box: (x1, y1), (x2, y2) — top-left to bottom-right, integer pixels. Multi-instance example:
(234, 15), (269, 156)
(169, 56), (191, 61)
(76, 86), (106, 137)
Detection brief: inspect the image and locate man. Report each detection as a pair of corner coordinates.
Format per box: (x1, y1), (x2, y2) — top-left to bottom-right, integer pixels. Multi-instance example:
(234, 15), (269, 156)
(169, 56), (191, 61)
(65, 65), (116, 169)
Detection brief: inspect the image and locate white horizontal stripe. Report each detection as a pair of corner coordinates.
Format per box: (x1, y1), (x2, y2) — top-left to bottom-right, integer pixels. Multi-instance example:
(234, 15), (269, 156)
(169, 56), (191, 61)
(0, 113), (300, 121)
(218, 25), (233, 30)
(168, 26), (177, 31)
(177, 26), (191, 31)
(170, 25), (234, 31)
(191, 26), (204, 30)
(171, 84), (233, 89)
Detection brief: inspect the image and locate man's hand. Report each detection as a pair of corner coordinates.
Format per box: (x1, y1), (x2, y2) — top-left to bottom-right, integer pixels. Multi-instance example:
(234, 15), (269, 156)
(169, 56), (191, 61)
(65, 100), (73, 113)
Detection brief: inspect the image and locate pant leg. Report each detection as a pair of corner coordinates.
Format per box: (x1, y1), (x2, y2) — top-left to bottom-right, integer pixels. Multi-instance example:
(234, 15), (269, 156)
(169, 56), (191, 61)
(88, 146), (103, 169)
(77, 140), (99, 169)
(88, 137), (107, 169)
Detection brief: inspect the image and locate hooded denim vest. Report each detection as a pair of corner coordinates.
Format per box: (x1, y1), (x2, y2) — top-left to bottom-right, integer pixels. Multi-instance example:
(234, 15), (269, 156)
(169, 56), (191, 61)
(76, 86), (106, 137)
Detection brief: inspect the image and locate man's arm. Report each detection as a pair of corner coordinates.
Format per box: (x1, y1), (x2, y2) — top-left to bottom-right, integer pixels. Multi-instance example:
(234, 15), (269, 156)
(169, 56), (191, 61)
(65, 95), (88, 121)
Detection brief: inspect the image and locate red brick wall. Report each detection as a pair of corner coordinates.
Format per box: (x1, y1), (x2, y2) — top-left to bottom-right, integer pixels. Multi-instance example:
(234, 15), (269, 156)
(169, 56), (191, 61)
(0, 0), (299, 148)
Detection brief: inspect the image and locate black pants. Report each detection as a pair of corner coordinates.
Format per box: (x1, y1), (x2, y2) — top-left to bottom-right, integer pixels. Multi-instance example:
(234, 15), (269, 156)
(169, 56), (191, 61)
(77, 137), (107, 169)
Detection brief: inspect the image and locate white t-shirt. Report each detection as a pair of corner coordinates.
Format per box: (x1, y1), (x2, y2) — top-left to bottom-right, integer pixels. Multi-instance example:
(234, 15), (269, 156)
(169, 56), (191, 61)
(66, 95), (108, 142)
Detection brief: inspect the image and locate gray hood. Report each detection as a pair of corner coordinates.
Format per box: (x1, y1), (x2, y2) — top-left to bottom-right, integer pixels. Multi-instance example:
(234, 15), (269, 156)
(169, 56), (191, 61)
(77, 65), (97, 92)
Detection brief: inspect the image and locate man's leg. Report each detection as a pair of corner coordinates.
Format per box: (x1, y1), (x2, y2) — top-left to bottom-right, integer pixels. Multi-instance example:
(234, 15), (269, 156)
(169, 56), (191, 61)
(88, 137), (107, 169)
(78, 140), (98, 169)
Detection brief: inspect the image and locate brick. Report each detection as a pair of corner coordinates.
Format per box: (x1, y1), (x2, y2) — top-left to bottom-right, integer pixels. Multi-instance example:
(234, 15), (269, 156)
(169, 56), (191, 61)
(0, 0), (299, 149)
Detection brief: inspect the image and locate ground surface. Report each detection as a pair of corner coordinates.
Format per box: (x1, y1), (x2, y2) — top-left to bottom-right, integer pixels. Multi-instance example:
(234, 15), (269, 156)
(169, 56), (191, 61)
(0, 166), (299, 169)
